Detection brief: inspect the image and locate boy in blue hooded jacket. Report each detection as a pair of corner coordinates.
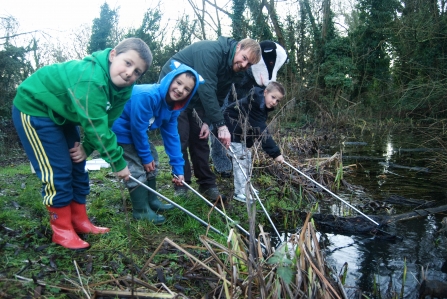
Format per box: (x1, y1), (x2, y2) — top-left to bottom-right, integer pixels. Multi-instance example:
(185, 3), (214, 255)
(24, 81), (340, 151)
(112, 61), (204, 224)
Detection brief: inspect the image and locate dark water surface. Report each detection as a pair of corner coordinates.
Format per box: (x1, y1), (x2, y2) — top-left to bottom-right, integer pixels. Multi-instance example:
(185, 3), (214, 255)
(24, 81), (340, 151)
(282, 131), (447, 298)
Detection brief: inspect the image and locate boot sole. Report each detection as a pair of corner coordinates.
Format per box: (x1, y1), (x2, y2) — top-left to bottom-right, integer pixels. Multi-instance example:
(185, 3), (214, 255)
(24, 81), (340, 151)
(132, 215), (165, 225)
(53, 240), (90, 250)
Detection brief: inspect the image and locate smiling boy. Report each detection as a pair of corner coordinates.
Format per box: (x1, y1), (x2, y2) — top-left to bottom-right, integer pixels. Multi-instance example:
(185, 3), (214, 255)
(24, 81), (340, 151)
(112, 61), (204, 224)
(12, 37), (152, 249)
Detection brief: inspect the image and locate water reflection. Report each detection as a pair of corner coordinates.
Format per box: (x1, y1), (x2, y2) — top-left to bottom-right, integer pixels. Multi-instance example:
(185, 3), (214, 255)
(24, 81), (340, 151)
(297, 132), (447, 297)
(322, 215), (447, 297)
(378, 134), (394, 181)
(384, 134), (394, 161)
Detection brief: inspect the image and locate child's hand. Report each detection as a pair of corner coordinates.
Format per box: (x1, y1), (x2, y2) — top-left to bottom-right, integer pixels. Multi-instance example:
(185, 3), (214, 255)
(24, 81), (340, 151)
(144, 161), (156, 172)
(274, 155), (284, 163)
(69, 142), (87, 163)
(172, 175), (184, 186)
(199, 123), (210, 139)
(116, 166), (130, 181)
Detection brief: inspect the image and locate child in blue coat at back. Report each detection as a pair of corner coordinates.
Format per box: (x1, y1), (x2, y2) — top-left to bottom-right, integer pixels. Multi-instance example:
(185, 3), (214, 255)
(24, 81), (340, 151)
(112, 61), (204, 224)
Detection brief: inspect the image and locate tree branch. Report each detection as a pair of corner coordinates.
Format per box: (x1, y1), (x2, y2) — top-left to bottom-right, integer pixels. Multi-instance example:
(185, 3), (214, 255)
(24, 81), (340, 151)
(0, 30), (39, 40)
(265, 0), (285, 46)
(204, 0), (233, 17)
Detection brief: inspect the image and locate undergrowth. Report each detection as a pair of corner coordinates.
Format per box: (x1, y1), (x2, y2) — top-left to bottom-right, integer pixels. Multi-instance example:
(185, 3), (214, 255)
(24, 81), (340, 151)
(0, 144), (305, 298)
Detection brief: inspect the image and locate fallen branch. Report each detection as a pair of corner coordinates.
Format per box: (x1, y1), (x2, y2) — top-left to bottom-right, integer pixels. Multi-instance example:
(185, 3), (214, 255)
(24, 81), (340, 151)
(384, 204), (447, 224)
(11, 275), (76, 291)
(93, 290), (176, 298)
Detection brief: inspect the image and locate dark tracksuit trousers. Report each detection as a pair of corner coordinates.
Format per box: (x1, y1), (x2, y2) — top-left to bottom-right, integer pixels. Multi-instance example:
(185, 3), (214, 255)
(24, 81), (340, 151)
(12, 106), (89, 207)
(177, 108), (217, 190)
(120, 142), (158, 189)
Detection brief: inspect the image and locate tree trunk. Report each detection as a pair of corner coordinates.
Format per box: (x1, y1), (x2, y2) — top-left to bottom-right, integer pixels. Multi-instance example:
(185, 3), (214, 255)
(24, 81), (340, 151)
(263, 0), (285, 46)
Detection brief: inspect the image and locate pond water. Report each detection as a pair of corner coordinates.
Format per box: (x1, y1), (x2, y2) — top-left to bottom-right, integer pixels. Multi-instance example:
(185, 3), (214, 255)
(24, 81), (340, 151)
(281, 130), (447, 298)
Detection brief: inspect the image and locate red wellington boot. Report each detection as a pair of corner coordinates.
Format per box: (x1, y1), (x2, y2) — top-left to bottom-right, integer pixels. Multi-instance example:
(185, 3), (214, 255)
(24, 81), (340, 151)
(70, 201), (110, 234)
(46, 206), (90, 249)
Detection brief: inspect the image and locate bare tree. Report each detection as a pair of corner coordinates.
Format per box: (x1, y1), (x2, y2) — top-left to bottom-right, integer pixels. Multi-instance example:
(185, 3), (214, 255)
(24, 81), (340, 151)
(186, 0), (232, 39)
(262, 0), (285, 45)
(187, 0), (208, 39)
(71, 24), (91, 60)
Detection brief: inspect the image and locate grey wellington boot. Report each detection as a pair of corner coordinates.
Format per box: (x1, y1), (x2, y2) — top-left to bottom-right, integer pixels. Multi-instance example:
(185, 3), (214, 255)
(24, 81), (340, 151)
(146, 178), (174, 212)
(129, 184), (165, 225)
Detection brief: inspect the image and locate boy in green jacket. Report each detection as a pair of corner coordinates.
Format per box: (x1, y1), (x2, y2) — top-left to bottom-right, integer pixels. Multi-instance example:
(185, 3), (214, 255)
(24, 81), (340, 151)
(12, 37), (152, 250)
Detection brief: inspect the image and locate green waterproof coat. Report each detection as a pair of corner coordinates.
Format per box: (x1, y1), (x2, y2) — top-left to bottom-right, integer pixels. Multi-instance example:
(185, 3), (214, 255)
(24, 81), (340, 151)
(13, 48), (132, 171)
(160, 36), (238, 127)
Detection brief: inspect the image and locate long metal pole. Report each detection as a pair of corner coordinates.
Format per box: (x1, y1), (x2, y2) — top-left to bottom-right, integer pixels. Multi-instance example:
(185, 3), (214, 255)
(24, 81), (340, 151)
(191, 109), (282, 240)
(228, 147), (282, 240)
(129, 176), (225, 236)
(283, 161), (379, 226)
(173, 176), (251, 238)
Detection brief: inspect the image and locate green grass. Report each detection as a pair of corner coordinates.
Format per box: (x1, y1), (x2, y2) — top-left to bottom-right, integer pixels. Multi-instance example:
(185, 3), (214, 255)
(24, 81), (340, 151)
(0, 144), (299, 297)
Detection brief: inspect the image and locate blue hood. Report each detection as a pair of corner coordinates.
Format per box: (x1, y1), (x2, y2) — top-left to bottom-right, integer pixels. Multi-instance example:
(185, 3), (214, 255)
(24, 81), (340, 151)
(159, 60), (204, 112)
(112, 61), (204, 173)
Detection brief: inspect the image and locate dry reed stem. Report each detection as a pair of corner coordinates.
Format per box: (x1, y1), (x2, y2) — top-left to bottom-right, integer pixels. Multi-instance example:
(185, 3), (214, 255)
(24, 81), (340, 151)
(302, 246), (341, 299)
(8, 276), (77, 291)
(92, 290), (176, 298)
(9, 213), (346, 298)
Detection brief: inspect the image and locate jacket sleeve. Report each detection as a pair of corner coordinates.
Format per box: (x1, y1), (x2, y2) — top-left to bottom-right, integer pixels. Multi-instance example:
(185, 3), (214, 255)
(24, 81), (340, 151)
(191, 52), (226, 127)
(129, 93), (155, 165)
(259, 128), (282, 159)
(160, 111), (184, 175)
(248, 97), (282, 159)
(72, 82), (128, 172)
(225, 101), (244, 143)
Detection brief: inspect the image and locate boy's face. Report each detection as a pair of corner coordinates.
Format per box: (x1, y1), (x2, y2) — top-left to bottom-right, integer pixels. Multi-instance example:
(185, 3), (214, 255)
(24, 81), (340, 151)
(264, 89), (284, 109)
(232, 45), (256, 73)
(109, 49), (147, 87)
(168, 73), (195, 102)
